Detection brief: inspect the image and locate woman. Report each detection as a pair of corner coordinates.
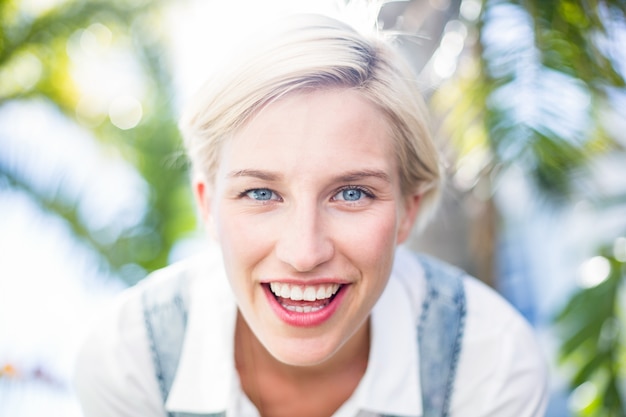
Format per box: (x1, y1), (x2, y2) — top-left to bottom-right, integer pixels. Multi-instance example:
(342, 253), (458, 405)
(74, 14), (548, 417)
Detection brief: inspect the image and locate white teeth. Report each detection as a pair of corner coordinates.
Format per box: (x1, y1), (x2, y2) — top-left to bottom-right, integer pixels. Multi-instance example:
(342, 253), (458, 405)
(316, 286), (326, 299)
(326, 285), (337, 298)
(303, 287), (316, 301)
(290, 286), (303, 301)
(269, 282), (341, 301)
(284, 305), (324, 313)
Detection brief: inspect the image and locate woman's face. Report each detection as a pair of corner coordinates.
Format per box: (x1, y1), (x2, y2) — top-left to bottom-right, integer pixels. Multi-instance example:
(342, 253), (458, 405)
(195, 89), (420, 367)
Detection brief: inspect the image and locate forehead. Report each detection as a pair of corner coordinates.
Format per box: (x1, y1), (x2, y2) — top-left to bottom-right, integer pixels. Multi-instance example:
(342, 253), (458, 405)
(217, 89), (398, 178)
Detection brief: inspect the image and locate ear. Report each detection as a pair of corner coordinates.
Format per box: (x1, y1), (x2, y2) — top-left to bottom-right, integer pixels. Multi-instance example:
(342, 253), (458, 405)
(193, 174), (213, 228)
(396, 193), (421, 244)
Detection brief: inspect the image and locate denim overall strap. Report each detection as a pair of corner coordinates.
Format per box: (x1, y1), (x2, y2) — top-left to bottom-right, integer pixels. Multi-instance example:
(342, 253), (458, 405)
(142, 273), (226, 417)
(416, 254), (467, 417)
(143, 254), (465, 417)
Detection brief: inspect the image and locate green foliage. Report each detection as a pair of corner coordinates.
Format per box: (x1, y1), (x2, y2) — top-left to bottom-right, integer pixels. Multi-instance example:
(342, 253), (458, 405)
(0, 0), (196, 284)
(434, 0), (625, 201)
(555, 247), (626, 416)
(430, 0), (626, 413)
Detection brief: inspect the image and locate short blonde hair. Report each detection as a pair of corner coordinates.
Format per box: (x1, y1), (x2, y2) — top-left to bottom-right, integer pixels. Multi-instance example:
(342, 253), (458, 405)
(180, 14), (443, 228)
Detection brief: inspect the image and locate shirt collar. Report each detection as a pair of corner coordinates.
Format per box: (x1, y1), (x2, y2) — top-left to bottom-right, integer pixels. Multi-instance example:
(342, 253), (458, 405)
(166, 245), (238, 414)
(166, 246), (424, 416)
(352, 261), (423, 417)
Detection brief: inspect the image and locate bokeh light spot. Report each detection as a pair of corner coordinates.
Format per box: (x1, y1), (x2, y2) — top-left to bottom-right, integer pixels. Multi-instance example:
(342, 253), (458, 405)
(109, 95), (143, 130)
(578, 256), (611, 288)
(460, 0), (482, 21)
(76, 95), (108, 128)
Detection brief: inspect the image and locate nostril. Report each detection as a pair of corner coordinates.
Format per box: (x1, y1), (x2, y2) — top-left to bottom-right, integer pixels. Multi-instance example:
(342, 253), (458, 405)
(276, 235), (335, 271)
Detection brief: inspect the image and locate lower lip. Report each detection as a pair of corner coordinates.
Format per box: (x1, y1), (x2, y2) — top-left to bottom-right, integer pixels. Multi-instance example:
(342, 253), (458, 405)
(263, 285), (347, 327)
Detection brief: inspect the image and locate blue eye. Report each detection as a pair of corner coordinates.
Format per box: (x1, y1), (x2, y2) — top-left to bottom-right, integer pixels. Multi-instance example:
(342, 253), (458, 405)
(334, 187), (372, 202)
(246, 188), (276, 201)
(342, 188), (362, 201)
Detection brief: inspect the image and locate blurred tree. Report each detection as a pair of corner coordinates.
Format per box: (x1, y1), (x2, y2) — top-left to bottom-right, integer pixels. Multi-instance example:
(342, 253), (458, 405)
(0, 0), (196, 284)
(555, 247), (625, 416)
(421, 0), (626, 415)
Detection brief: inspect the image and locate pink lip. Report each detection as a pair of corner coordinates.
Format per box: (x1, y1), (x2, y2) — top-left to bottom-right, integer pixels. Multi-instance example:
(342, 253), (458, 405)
(260, 278), (350, 285)
(263, 284), (348, 327)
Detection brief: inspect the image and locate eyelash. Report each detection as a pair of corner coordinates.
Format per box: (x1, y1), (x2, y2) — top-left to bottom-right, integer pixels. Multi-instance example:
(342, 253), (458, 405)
(237, 186), (376, 202)
(238, 188), (281, 202)
(333, 185), (376, 201)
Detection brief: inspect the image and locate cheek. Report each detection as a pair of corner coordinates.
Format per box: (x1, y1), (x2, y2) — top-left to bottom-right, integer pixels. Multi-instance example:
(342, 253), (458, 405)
(337, 211), (399, 274)
(214, 205), (273, 278)
(215, 217), (266, 311)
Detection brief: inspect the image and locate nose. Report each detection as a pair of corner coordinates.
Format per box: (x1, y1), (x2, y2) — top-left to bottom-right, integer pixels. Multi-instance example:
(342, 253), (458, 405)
(275, 202), (334, 272)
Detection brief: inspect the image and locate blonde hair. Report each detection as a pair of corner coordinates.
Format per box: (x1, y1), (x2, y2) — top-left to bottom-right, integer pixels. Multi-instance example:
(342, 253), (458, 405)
(180, 14), (443, 228)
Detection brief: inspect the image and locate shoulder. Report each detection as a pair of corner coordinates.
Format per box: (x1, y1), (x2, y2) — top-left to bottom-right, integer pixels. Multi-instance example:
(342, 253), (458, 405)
(453, 276), (548, 416)
(392, 247), (549, 416)
(76, 252), (219, 360)
(393, 246), (543, 347)
(72, 253), (220, 416)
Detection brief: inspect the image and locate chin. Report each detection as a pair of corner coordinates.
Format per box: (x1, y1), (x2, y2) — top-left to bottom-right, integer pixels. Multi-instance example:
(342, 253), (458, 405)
(264, 336), (346, 367)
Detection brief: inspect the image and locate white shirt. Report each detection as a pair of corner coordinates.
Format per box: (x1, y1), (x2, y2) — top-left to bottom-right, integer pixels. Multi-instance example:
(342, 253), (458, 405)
(73, 245), (548, 416)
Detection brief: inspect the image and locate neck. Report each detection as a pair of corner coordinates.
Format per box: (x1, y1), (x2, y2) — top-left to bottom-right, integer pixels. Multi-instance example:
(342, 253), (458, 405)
(234, 312), (370, 417)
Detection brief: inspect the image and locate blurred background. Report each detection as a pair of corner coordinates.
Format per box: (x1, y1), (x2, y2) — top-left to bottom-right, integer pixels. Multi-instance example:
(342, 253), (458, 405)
(0, 0), (625, 416)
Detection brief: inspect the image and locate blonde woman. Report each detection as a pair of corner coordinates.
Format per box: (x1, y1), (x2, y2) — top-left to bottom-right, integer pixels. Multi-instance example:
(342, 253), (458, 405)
(74, 14), (548, 417)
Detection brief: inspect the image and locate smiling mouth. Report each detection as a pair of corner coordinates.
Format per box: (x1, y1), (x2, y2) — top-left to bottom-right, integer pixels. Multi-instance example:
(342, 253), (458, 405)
(267, 282), (343, 313)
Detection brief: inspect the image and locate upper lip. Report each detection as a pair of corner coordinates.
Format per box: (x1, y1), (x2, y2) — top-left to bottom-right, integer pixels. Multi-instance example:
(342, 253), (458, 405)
(259, 277), (351, 285)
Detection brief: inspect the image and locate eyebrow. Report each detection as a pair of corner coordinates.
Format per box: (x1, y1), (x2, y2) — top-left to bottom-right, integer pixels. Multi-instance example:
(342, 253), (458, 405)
(227, 169), (282, 181)
(227, 169), (391, 183)
(335, 170), (392, 184)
